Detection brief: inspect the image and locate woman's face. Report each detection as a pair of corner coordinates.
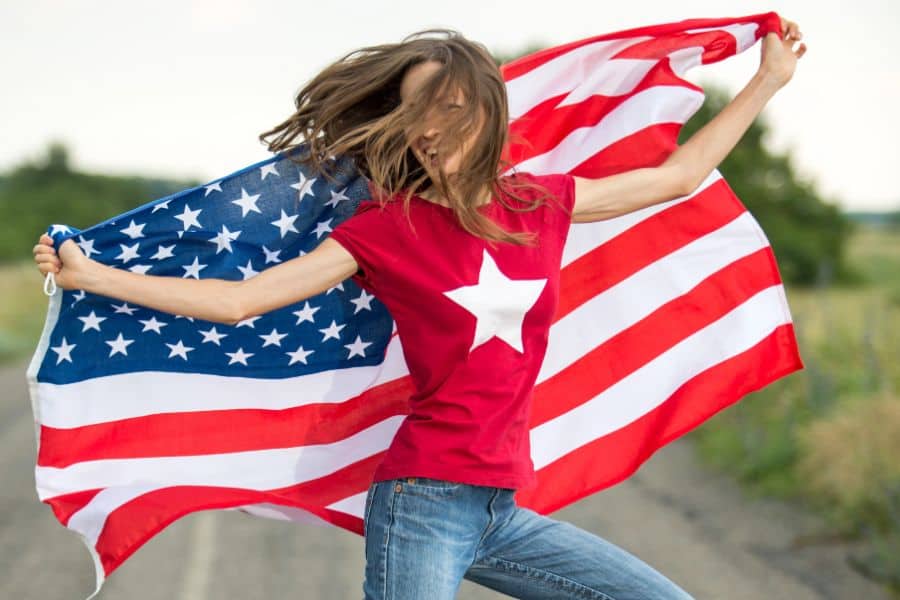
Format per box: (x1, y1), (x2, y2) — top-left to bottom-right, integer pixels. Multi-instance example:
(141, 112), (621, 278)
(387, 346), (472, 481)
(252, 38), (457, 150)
(400, 60), (482, 180)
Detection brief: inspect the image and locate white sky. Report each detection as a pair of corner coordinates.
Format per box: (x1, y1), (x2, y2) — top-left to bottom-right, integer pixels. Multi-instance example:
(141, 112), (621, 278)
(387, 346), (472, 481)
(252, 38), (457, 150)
(2, 0), (898, 211)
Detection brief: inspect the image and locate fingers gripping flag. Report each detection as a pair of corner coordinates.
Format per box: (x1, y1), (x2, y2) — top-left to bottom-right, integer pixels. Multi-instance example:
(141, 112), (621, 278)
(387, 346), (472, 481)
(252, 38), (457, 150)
(28, 11), (802, 598)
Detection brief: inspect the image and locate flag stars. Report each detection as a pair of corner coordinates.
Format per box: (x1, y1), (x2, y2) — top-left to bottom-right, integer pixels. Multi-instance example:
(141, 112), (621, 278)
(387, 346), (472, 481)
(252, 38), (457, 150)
(128, 264), (152, 274)
(232, 187), (262, 218)
(293, 301), (320, 324)
(182, 256), (208, 279)
(319, 320), (345, 342)
(111, 301), (138, 315)
(50, 224), (72, 235)
(151, 199), (172, 212)
(324, 188), (350, 208)
(259, 328), (288, 348)
(77, 310), (107, 332)
(151, 244), (176, 260)
(166, 340), (195, 360)
(204, 182), (223, 196)
(225, 347), (254, 365)
(209, 224), (241, 254)
(116, 242), (141, 263)
(120, 219), (146, 239)
(290, 173), (317, 200)
(271, 209), (299, 238)
(259, 163), (280, 179)
(175, 203), (203, 231)
(77, 235), (100, 257)
(350, 290), (375, 313)
(344, 335), (372, 359)
(325, 282), (344, 295)
(105, 333), (134, 357)
(261, 245), (282, 264)
(139, 316), (167, 334)
(236, 315), (262, 328)
(199, 326), (228, 345)
(237, 259), (259, 280)
(286, 345), (314, 365)
(71, 290), (86, 304)
(312, 218), (333, 239)
(50, 337), (76, 364)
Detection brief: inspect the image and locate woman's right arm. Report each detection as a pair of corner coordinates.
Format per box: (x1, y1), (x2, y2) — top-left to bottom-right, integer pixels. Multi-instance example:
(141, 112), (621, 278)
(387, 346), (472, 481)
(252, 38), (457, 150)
(34, 234), (359, 326)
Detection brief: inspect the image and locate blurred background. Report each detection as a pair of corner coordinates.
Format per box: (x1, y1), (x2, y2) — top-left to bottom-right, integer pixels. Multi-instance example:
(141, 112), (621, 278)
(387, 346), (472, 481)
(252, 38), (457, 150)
(2, 0), (899, 598)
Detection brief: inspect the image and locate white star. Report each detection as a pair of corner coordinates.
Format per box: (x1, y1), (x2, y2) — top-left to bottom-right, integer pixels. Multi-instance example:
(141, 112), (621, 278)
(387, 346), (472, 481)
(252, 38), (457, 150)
(120, 219), (146, 239)
(236, 259), (259, 280)
(111, 301), (138, 315)
(261, 245), (282, 264)
(324, 188), (350, 208)
(292, 301), (320, 324)
(71, 289), (86, 304)
(139, 316), (167, 334)
(175, 203), (203, 230)
(151, 244), (176, 260)
(319, 320), (345, 342)
(199, 326), (228, 345)
(151, 199), (172, 212)
(174, 314), (195, 322)
(259, 163), (280, 179)
(350, 290), (375, 313)
(443, 248), (547, 354)
(77, 310), (106, 332)
(204, 182), (222, 196)
(290, 173), (317, 199)
(286, 345), (314, 365)
(166, 339), (195, 360)
(259, 328), (288, 347)
(105, 333), (134, 357)
(344, 335), (372, 359)
(232, 187), (262, 217)
(312, 218), (334, 239)
(128, 264), (152, 274)
(209, 224), (241, 254)
(271, 209), (299, 238)
(115, 242), (140, 263)
(225, 347), (254, 365)
(50, 337), (76, 364)
(325, 281), (344, 295)
(51, 224), (72, 235)
(182, 256), (207, 279)
(236, 315), (261, 328)
(77, 235), (100, 257)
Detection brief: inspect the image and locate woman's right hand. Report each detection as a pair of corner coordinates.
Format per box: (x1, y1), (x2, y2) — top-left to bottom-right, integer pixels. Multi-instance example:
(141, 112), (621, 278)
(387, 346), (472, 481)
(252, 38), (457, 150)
(33, 233), (92, 291)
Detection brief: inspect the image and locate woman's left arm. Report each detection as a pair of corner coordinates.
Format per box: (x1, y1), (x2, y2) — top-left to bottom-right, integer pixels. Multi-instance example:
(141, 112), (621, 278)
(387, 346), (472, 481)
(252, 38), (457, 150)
(571, 17), (807, 223)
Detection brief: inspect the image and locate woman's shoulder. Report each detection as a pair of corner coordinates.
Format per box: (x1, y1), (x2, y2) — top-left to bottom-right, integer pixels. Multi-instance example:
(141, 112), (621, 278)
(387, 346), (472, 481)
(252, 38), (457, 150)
(499, 170), (574, 210)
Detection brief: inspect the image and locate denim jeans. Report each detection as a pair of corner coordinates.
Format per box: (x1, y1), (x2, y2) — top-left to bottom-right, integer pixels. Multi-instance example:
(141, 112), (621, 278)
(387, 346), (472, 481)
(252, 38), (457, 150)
(362, 477), (696, 600)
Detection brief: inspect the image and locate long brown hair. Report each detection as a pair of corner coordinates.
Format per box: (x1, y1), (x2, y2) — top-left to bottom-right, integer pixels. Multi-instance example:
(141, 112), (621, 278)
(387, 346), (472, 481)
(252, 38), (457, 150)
(258, 29), (552, 246)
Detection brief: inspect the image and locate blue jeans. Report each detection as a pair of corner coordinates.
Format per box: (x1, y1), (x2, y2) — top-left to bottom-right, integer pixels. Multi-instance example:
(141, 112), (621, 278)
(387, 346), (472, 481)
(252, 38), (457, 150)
(362, 477), (696, 599)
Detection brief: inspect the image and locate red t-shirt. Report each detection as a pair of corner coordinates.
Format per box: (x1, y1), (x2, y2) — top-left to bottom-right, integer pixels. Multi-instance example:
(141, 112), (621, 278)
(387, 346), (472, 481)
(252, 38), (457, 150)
(328, 172), (575, 489)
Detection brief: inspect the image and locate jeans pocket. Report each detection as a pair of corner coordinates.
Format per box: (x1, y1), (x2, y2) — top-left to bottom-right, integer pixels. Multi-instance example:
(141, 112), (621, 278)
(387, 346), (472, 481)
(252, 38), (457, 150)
(399, 476), (463, 496)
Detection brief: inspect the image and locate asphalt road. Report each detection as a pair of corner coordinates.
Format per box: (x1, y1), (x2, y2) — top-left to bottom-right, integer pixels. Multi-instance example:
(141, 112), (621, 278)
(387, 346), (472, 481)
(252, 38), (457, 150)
(1, 357), (890, 600)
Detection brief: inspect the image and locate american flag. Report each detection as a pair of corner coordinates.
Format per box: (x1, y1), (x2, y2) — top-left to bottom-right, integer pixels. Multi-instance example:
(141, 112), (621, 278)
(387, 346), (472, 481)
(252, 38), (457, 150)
(28, 10), (802, 597)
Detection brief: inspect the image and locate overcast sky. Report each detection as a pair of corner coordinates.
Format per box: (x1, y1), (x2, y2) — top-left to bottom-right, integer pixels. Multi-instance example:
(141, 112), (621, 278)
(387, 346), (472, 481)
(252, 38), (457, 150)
(3, 0), (898, 211)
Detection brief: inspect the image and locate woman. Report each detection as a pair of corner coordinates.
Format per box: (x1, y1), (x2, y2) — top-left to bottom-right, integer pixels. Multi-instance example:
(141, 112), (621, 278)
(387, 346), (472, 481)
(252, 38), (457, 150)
(33, 19), (805, 600)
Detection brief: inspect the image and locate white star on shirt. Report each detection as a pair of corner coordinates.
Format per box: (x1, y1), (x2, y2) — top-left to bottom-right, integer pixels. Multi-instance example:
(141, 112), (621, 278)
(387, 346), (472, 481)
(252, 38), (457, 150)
(259, 328), (288, 347)
(139, 316), (167, 333)
(319, 320), (345, 342)
(199, 326), (228, 345)
(166, 340), (195, 360)
(286, 345), (314, 365)
(209, 224), (241, 254)
(261, 245), (282, 264)
(232, 187), (262, 217)
(105, 333), (134, 357)
(350, 290), (375, 313)
(259, 163), (279, 179)
(442, 248), (547, 354)
(50, 337), (76, 364)
(271, 209), (299, 238)
(120, 219), (146, 239)
(344, 335), (372, 358)
(175, 204), (203, 230)
(225, 347), (254, 365)
(290, 173), (317, 199)
(293, 301), (320, 324)
(78, 310), (106, 332)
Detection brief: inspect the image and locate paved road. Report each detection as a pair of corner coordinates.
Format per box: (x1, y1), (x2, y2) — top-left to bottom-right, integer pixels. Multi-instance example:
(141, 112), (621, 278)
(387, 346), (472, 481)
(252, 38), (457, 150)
(1, 358), (890, 599)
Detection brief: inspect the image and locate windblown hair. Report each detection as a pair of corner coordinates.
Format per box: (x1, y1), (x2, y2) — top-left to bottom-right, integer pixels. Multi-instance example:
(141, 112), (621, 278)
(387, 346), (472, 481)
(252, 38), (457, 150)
(258, 29), (552, 246)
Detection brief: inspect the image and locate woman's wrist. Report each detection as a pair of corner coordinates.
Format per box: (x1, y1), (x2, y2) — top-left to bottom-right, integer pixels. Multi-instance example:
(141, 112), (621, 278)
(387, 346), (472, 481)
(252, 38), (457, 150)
(752, 67), (786, 95)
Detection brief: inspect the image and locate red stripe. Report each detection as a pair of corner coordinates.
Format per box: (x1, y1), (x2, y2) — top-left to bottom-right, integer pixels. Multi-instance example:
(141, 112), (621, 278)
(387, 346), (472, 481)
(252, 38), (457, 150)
(38, 376), (413, 467)
(516, 322), (804, 511)
(45, 488), (103, 526)
(555, 179), (746, 321)
(536, 249), (786, 427)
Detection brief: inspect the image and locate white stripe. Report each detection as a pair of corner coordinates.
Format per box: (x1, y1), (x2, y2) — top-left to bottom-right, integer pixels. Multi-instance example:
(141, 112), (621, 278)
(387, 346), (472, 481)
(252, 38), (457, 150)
(540, 210), (769, 383)
(326, 491), (367, 518)
(512, 84), (704, 176)
(531, 284), (792, 469)
(38, 415), (404, 500)
(506, 36), (652, 119)
(37, 331), (408, 428)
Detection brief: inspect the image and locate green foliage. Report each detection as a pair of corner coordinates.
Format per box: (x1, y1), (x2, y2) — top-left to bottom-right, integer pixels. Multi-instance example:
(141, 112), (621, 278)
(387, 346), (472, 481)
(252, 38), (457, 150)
(0, 143), (200, 263)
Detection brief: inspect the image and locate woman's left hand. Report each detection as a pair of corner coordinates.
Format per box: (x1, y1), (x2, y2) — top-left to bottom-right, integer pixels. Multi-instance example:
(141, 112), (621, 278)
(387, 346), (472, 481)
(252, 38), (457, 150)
(759, 17), (807, 89)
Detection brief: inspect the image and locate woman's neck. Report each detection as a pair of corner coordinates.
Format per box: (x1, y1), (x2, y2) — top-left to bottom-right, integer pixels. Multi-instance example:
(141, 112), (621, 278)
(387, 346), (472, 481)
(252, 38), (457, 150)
(419, 185), (492, 208)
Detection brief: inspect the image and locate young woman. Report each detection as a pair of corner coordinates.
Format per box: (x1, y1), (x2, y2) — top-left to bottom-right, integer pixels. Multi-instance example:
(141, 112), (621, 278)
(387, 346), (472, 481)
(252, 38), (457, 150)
(34, 19), (805, 600)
